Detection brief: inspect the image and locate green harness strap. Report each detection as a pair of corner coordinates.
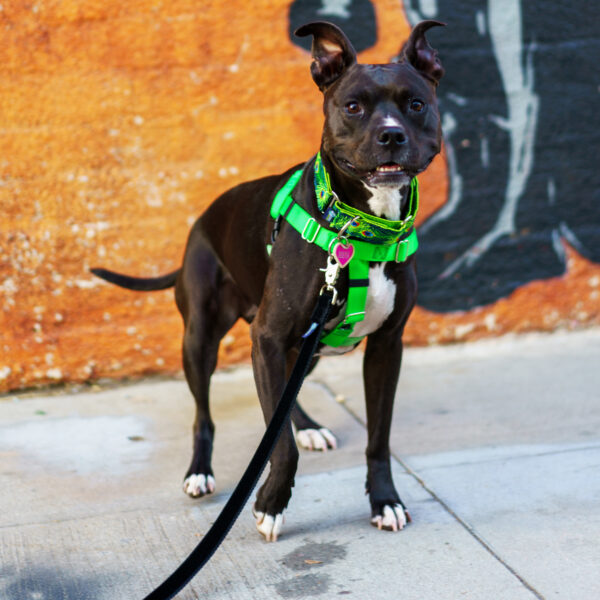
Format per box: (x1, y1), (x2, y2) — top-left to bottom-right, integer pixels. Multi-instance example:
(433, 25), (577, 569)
(319, 258), (371, 347)
(269, 161), (419, 348)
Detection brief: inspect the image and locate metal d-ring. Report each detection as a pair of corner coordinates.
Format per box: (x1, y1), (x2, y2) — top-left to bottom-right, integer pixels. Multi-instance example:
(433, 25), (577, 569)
(328, 216), (360, 256)
(337, 215), (360, 240)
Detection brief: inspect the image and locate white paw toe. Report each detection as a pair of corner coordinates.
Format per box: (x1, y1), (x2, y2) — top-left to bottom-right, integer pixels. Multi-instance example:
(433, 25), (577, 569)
(253, 507), (284, 542)
(371, 504), (408, 532)
(183, 474), (216, 497)
(296, 428), (337, 451)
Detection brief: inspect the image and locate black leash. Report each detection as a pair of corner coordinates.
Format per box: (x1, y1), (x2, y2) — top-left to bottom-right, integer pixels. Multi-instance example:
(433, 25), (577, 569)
(143, 290), (333, 600)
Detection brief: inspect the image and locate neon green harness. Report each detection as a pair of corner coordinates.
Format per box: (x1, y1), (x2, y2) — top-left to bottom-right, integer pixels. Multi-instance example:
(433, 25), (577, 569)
(269, 154), (419, 348)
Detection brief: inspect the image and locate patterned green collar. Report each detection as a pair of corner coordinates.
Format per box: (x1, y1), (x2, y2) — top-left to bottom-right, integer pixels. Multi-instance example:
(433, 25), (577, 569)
(314, 152), (418, 244)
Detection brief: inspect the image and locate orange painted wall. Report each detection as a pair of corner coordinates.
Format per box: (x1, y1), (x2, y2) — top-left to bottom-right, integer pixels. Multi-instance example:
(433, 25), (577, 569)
(1, 1), (598, 392)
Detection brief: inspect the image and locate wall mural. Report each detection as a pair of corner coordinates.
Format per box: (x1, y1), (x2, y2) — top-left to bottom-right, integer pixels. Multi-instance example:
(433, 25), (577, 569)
(289, 0), (600, 312)
(1, 0), (598, 392)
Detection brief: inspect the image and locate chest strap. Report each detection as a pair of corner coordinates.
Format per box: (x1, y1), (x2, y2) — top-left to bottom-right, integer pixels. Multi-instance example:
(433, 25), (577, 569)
(269, 168), (418, 347)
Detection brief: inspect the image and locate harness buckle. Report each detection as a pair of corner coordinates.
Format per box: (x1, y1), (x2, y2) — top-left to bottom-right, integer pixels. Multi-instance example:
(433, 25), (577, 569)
(395, 239), (409, 263)
(301, 218), (321, 244)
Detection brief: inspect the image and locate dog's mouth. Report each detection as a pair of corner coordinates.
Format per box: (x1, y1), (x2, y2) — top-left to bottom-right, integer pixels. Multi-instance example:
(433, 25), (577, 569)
(372, 162), (406, 175)
(341, 159), (412, 185)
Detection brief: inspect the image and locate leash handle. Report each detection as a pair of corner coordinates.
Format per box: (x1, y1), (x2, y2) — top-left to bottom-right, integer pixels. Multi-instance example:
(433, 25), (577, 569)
(143, 291), (333, 600)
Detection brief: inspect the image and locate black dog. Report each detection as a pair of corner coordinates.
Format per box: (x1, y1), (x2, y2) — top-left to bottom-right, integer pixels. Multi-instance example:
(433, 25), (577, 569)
(92, 20), (444, 541)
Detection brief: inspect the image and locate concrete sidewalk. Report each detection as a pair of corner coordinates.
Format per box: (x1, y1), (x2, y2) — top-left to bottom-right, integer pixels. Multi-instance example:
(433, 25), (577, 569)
(1, 329), (599, 599)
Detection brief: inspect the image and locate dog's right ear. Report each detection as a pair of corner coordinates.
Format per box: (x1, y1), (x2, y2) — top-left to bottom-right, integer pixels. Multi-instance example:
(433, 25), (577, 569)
(294, 21), (357, 92)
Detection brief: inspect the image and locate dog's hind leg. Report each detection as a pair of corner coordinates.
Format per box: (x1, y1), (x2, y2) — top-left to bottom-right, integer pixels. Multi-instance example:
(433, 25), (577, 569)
(180, 319), (220, 498)
(176, 242), (245, 498)
(290, 356), (338, 452)
(292, 403), (337, 451)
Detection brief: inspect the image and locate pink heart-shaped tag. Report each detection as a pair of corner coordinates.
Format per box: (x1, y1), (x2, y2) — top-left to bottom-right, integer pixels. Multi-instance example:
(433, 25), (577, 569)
(333, 242), (355, 268)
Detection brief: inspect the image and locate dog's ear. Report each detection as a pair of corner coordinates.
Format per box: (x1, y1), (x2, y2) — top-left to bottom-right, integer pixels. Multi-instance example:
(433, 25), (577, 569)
(395, 20), (445, 85)
(295, 21), (357, 92)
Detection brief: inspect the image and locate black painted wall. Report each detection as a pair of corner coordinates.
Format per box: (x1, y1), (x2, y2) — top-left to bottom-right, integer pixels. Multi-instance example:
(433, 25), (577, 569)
(289, 0), (600, 313)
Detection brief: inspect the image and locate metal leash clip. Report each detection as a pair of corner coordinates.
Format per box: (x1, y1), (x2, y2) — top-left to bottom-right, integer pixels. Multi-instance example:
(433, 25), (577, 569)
(319, 255), (340, 306)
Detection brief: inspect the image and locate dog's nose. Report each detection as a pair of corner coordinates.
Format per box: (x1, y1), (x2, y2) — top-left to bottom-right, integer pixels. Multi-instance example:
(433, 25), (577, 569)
(376, 126), (407, 147)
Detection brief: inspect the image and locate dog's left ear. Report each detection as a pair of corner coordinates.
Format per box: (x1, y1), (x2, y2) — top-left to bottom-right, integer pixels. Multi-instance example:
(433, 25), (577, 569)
(395, 20), (445, 85)
(295, 21), (357, 92)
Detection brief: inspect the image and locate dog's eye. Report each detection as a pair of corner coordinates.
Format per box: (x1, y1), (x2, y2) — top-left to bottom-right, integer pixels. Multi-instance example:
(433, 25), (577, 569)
(410, 99), (426, 113)
(345, 102), (363, 116)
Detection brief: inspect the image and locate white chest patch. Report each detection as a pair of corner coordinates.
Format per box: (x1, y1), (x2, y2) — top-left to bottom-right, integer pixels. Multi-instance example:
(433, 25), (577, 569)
(319, 263), (397, 356)
(363, 183), (406, 221)
(352, 263), (396, 338)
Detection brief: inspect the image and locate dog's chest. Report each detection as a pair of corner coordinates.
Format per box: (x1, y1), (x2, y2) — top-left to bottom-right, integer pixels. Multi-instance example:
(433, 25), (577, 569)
(363, 184), (406, 221)
(320, 263), (397, 356)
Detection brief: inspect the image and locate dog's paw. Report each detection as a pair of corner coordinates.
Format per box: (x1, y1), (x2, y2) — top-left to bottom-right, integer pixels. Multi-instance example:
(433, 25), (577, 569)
(253, 506), (284, 542)
(371, 504), (411, 532)
(183, 474), (216, 498)
(296, 427), (337, 452)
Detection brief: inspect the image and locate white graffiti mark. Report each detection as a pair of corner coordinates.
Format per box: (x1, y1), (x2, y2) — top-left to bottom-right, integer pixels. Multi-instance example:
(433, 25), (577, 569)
(558, 221), (584, 254)
(403, 0), (438, 25)
(419, 112), (463, 235)
(317, 0), (351, 19)
(446, 92), (468, 107)
(440, 0), (540, 278)
(419, 0), (439, 19)
(480, 135), (490, 168)
(476, 10), (487, 36)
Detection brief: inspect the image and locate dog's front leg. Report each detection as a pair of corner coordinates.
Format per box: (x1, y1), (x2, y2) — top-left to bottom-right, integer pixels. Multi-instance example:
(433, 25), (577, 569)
(250, 320), (299, 542)
(363, 330), (411, 531)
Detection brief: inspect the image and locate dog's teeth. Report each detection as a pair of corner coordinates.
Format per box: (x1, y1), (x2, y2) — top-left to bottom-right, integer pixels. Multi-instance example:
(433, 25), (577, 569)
(376, 164), (403, 173)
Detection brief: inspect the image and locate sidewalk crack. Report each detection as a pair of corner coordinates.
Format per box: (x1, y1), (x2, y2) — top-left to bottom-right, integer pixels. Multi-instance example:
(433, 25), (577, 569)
(316, 379), (546, 600)
(391, 455), (545, 600)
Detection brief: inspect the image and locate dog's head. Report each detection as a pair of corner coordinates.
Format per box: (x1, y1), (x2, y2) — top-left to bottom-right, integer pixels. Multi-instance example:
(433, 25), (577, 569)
(295, 20), (444, 191)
